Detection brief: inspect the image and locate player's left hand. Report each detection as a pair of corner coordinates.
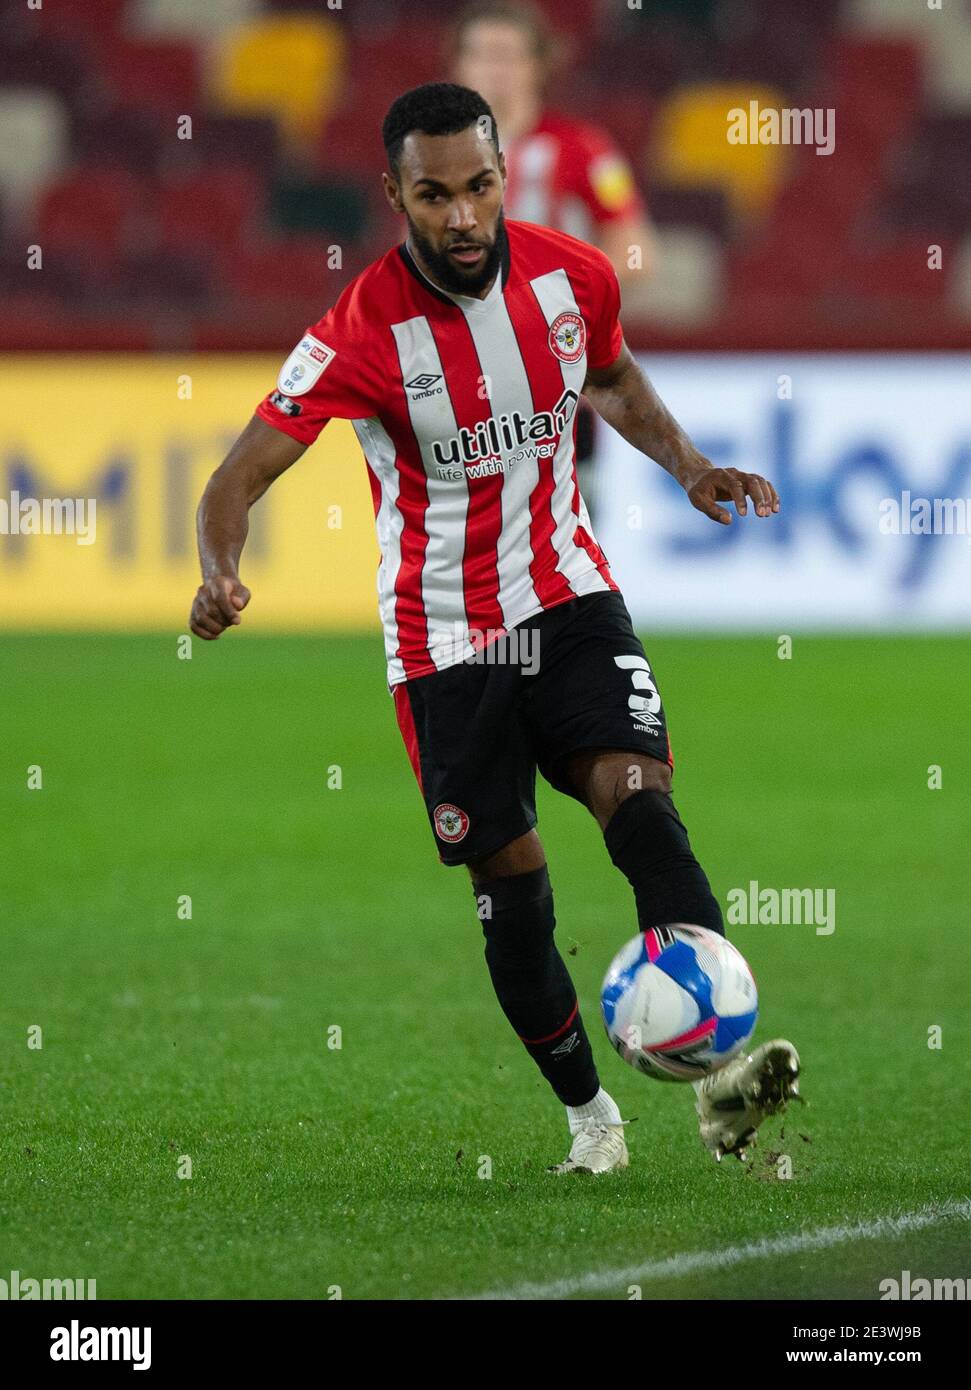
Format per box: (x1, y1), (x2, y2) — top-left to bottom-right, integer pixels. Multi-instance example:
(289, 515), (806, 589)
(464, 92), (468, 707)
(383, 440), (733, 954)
(684, 466), (780, 526)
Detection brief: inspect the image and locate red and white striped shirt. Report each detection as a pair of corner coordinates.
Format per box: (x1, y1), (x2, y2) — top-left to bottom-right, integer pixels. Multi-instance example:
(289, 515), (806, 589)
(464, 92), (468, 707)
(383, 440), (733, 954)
(256, 219), (621, 686)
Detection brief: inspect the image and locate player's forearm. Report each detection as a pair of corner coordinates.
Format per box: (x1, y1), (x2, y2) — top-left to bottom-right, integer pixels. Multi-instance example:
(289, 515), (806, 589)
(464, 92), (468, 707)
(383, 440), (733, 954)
(196, 464), (253, 580)
(584, 355), (710, 489)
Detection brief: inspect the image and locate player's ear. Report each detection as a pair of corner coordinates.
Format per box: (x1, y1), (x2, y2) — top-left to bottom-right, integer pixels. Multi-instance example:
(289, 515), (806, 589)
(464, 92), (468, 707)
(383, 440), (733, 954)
(382, 171), (404, 214)
(497, 150), (507, 183)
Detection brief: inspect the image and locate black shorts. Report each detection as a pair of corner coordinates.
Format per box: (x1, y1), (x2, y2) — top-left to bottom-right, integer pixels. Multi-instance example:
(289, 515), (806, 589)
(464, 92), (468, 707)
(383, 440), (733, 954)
(392, 591), (674, 867)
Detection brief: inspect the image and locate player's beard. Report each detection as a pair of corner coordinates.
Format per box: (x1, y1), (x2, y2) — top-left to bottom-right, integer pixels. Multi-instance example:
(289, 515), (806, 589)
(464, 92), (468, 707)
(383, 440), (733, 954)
(407, 209), (507, 297)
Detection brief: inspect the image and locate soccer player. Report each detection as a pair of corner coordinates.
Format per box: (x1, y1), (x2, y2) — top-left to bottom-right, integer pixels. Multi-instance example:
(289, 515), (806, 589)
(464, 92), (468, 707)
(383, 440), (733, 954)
(191, 84), (799, 1174)
(451, 0), (655, 283)
(450, 1), (657, 515)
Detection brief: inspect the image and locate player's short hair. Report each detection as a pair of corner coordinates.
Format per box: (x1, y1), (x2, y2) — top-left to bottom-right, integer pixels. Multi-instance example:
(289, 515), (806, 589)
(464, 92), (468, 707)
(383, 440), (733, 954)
(450, 1), (559, 70)
(383, 83), (500, 179)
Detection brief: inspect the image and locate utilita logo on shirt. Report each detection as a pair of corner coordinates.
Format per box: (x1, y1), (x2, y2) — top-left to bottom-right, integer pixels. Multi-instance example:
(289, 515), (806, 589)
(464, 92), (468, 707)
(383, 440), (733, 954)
(432, 389), (579, 480)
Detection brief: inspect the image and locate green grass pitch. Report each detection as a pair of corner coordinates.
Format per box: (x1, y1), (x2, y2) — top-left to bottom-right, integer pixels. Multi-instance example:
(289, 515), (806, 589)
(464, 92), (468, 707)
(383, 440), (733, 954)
(1, 631), (969, 1300)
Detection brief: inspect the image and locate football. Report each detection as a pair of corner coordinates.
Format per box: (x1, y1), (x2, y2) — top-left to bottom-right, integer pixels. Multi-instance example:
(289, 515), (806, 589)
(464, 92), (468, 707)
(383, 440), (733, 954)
(601, 926), (759, 1081)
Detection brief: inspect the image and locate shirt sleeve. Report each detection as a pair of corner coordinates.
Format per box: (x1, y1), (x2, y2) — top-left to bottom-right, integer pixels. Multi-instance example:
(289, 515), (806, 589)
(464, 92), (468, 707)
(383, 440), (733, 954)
(585, 254), (624, 371)
(255, 289), (379, 446)
(572, 124), (645, 227)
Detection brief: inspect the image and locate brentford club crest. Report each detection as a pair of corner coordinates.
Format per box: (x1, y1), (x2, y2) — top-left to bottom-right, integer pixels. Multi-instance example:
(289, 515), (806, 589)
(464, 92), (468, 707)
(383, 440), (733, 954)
(433, 803), (470, 843)
(548, 312), (586, 363)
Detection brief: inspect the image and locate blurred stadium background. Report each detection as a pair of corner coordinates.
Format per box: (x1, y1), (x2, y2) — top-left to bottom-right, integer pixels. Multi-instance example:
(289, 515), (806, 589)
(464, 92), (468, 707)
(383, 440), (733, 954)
(2, 0), (971, 349)
(1, 0), (968, 631)
(2, 0), (970, 1302)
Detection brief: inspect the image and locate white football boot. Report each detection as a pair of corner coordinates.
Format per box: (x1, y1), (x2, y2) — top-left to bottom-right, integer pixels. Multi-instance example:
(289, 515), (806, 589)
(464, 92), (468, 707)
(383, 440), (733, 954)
(695, 1039), (801, 1161)
(550, 1118), (630, 1174)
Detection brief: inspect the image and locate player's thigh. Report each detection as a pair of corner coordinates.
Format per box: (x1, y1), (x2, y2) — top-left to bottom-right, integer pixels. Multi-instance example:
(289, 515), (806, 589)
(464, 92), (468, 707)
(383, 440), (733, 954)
(522, 591), (674, 810)
(392, 659), (538, 869)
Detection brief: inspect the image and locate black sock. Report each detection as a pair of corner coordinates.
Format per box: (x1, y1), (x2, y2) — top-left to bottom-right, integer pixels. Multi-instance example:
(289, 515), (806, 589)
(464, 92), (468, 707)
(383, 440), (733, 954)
(474, 865), (599, 1106)
(603, 789), (725, 936)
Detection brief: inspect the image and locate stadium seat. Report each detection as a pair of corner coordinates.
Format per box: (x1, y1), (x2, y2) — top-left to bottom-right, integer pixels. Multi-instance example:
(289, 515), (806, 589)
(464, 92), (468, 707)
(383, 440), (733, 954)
(771, 144), (881, 237)
(719, 0), (840, 91)
(847, 0), (971, 112)
(131, 0), (260, 39)
(209, 16), (347, 149)
(880, 115), (971, 236)
(316, 103), (386, 176)
(651, 84), (791, 218)
(224, 235), (343, 309)
(623, 226), (723, 327)
(269, 173), (370, 242)
(187, 114), (281, 175)
(337, 30), (449, 111)
(953, 235), (971, 316)
(644, 183), (731, 239)
(71, 107), (164, 176)
(838, 238), (952, 304)
(95, 37), (202, 121)
(591, 28), (694, 98)
(0, 89), (70, 216)
(156, 167), (263, 263)
(37, 168), (146, 271)
(34, 0), (128, 39)
(0, 27), (94, 110)
(110, 247), (215, 310)
(828, 36), (922, 156)
(0, 236), (85, 307)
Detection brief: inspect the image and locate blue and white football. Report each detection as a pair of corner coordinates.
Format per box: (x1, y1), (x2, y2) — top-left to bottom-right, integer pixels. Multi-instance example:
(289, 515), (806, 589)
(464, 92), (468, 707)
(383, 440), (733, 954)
(601, 926), (758, 1081)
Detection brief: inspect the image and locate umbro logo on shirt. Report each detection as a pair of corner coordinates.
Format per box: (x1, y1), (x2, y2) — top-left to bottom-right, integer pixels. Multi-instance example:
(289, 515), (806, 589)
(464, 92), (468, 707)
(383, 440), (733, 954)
(404, 373), (444, 399)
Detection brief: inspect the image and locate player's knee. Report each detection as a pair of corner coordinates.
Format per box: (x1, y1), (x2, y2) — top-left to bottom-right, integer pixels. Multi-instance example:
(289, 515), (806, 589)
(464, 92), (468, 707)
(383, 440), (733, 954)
(603, 787), (724, 937)
(570, 750), (672, 828)
(467, 829), (546, 883)
(626, 757), (672, 797)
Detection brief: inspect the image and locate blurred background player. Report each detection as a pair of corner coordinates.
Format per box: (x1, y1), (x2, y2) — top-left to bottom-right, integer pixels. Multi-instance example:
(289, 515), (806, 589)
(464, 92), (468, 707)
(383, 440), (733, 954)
(452, 1), (658, 512)
(451, 0), (656, 284)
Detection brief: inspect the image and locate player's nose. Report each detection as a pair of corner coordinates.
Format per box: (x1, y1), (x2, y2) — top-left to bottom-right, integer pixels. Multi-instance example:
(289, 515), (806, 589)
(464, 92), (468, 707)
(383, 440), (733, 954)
(447, 198), (477, 233)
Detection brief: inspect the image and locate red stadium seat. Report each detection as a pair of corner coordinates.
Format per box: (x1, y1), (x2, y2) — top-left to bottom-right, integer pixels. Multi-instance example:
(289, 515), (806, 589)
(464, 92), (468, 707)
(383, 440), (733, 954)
(156, 167), (263, 263)
(771, 146), (881, 237)
(110, 247), (215, 309)
(838, 238), (952, 304)
(34, 0), (128, 40)
(827, 36), (922, 157)
(880, 115), (971, 237)
(94, 37), (201, 121)
(36, 167), (147, 270)
(222, 235), (345, 309)
(188, 114), (281, 175)
(71, 107), (165, 175)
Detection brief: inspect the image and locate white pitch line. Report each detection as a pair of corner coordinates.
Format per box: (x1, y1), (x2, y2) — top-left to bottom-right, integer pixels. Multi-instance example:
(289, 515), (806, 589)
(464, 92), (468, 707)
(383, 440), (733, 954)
(466, 1198), (971, 1301)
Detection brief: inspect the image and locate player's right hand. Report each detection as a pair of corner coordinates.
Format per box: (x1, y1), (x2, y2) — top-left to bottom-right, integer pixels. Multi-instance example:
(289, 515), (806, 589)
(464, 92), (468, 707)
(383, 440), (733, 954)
(189, 575), (251, 640)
